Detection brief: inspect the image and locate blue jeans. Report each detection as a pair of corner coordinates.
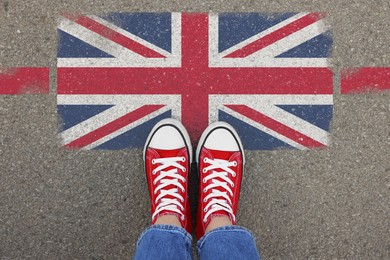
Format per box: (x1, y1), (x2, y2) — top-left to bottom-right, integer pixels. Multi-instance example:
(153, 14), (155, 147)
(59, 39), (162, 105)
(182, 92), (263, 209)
(134, 225), (261, 260)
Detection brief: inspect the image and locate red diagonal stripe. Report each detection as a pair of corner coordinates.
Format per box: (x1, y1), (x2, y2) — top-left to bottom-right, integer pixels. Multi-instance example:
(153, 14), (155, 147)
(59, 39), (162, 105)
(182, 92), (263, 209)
(225, 104), (326, 148)
(341, 67), (390, 93)
(65, 104), (165, 149)
(63, 13), (166, 58)
(0, 67), (49, 94)
(224, 13), (325, 58)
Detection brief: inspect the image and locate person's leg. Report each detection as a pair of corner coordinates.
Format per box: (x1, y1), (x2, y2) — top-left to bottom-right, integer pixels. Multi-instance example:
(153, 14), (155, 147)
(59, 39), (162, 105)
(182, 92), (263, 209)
(134, 119), (194, 260)
(195, 122), (261, 260)
(134, 224), (193, 260)
(197, 225), (260, 260)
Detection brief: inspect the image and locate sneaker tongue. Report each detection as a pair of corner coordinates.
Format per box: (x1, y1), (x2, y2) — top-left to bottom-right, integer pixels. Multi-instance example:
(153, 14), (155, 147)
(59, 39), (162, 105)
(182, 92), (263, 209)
(207, 149), (236, 161)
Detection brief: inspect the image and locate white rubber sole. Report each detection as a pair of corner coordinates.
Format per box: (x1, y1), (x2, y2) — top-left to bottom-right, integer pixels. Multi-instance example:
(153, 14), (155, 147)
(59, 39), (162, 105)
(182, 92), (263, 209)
(196, 121), (245, 165)
(143, 118), (193, 163)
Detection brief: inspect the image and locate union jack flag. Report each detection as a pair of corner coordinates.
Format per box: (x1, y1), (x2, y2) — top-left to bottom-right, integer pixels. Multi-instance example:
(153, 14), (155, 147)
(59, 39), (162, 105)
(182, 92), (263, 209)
(57, 12), (333, 150)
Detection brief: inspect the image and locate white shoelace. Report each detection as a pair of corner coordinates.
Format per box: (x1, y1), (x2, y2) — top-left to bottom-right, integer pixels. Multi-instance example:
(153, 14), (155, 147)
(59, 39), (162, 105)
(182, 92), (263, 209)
(152, 156), (187, 221)
(202, 157), (238, 223)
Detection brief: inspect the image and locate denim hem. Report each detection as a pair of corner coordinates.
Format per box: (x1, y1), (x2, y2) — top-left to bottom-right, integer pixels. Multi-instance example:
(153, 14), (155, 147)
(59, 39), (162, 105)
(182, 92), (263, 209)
(136, 224), (193, 247)
(196, 225), (255, 249)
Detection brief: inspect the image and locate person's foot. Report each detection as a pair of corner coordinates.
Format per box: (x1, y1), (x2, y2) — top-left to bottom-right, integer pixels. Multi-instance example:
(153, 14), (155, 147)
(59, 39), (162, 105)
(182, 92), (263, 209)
(196, 122), (245, 239)
(143, 119), (192, 234)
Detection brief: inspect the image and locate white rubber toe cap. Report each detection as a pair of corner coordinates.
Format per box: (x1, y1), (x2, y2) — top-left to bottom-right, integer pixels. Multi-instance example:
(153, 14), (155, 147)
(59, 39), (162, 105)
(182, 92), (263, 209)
(149, 125), (185, 150)
(204, 128), (239, 151)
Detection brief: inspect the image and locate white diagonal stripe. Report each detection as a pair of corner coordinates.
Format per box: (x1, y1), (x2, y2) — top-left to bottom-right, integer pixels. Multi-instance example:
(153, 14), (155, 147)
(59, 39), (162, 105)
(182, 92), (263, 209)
(209, 13), (331, 68)
(61, 105), (141, 145)
(221, 106), (307, 150)
(248, 19), (331, 59)
(87, 15), (172, 58)
(58, 14), (181, 68)
(58, 18), (143, 59)
(60, 104), (133, 145)
(209, 94), (333, 148)
(255, 104), (329, 145)
(218, 12), (309, 57)
(82, 106), (171, 150)
(58, 95), (182, 146)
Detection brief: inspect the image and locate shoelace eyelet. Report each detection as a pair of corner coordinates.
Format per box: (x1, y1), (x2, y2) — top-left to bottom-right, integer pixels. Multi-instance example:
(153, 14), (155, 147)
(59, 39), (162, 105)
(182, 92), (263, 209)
(181, 157), (186, 162)
(203, 157), (208, 163)
(152, 170), (156, 175)
(152, 159), (156, 165)
(232, 161), (237, 166)
(202, 178), (206, 183)
(231, 183), (235, 187)
(232, 173), (236, 177)
(202, 168), (207, 173)
(182, 168), (186, 172)
(203, 208), (207, 212)
(203, 188), (207, 193)
(203, 198), (207, 203)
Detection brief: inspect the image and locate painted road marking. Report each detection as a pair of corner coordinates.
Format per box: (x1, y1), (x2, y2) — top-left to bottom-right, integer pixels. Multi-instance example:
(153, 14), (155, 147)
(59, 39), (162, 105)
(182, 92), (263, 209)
(0, 67), (49, 94)
(209, 95), (333, 150)
(341, 68), (390, 93)
(57, 12), (333, 150)
(57, 95), (181, 149)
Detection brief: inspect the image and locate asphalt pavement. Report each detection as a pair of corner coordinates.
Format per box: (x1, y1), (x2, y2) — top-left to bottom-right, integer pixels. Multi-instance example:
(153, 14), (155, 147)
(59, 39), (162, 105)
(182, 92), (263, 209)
(0, 0), (389, 259)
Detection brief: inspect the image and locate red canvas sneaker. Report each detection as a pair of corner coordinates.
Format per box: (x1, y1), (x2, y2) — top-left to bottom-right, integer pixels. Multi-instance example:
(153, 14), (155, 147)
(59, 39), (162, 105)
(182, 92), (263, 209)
(195, 122), (245, 239)
(143, 119), (193, 234)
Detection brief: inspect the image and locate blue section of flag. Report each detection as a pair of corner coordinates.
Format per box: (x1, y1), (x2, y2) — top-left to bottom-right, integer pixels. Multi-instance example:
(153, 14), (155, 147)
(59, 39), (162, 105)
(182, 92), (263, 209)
(218, 13), (297, 52)
(219, 110), (293, 150)
(57, 105), (114, 131)
(277, 31), (333, 58)
(100, 12), (172, 52)
(57, 30), (114, 58)
(276, 105), (333, 131)
(95, 110), (172, 149)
